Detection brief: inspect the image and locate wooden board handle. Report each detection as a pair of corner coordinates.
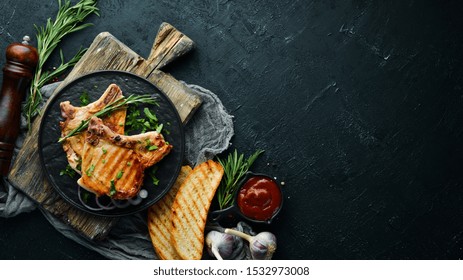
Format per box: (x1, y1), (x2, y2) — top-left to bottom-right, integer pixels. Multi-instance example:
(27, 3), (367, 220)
(0, 40), (38, 175)
(147, 22), (194, 70)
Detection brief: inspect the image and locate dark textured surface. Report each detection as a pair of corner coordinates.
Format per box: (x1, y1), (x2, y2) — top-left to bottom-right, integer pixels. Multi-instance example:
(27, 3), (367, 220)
(1, 0), (463, 259)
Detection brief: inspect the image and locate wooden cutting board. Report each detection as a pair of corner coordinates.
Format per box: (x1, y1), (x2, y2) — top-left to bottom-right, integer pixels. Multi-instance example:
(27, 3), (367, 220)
(7, 23), (202, 240)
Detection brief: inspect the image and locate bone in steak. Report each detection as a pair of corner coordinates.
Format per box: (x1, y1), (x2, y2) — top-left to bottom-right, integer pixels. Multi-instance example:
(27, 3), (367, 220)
(59, 84), (127, 173)
(77, 116), (172, 200)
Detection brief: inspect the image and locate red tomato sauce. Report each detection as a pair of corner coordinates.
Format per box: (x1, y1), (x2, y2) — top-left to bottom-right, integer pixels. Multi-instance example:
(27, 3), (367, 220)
(237, 175), (282, 221)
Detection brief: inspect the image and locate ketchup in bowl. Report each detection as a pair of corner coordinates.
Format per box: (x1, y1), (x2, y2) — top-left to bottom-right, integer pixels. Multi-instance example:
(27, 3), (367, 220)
(237, 175), (282, 222)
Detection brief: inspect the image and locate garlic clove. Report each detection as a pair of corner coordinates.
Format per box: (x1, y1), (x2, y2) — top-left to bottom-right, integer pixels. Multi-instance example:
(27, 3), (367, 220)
(206, 231), (236, 260)
(249, 232), (277, 260)
(224, 228), (277, 260)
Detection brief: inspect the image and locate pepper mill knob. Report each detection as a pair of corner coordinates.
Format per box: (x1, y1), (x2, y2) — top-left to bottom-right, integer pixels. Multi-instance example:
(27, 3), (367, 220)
(0, 38), (38, 176)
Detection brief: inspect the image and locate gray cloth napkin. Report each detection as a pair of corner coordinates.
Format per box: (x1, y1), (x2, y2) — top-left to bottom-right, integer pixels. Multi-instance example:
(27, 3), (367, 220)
(0, 81), (234, 259)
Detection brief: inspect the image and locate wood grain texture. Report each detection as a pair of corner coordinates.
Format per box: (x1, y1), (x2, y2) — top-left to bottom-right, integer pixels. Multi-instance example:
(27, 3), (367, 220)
(148, 70), (201, 124)
(147, 22), (195, 69)
(8, 23), (201, 240)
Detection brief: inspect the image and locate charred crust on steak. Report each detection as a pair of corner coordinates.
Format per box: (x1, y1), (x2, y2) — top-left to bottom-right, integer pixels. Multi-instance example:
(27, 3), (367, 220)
(86, 131), (99, 146)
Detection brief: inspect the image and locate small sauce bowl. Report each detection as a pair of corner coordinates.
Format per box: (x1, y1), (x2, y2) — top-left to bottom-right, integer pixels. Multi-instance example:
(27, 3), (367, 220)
(210, 172), (283, 225)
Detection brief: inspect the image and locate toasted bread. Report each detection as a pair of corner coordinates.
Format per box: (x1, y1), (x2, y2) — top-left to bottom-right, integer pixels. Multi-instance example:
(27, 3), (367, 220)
(171, 160), (224, 260)
(147, 165), (193, 260)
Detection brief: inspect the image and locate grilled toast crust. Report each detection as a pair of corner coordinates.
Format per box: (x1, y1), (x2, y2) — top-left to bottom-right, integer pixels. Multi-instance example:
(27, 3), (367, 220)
(148, 165), (193, 260)
(170, 160), (224, 260)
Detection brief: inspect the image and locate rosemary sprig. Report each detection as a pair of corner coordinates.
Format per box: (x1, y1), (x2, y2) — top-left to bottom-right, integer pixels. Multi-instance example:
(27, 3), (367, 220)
(25, 0), (99, 129)
(58, 94), (158, 143)
(216, 149), (264, 209)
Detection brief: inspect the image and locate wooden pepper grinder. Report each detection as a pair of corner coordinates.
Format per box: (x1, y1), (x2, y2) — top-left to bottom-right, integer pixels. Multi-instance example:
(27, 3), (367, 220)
(0, 36), (38, 176)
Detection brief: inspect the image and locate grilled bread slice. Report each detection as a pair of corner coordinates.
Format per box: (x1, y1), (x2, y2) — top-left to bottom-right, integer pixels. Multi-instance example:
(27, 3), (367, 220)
(148, 165), (193, 260)
(60, 84), (126, 173)
(77, 117), (172, 199)
(171, 160), (224, 260)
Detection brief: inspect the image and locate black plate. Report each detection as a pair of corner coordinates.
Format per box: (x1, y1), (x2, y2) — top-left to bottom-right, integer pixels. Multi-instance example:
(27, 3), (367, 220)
(39, 70), (184, 217)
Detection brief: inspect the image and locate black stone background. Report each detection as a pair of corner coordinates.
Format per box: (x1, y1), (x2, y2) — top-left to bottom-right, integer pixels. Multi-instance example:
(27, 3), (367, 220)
(1, 0), (463, 259)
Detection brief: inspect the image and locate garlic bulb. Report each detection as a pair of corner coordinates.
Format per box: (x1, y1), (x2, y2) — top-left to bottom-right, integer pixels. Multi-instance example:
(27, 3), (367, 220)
(224, 228), (277, 260)
(249, 232), (277, 260)
(206, 230), (235, 260)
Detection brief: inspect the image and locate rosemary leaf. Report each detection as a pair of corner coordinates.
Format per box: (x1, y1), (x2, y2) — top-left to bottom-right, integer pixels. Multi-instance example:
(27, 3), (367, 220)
(216, 149), (264, 209)
(25, 0), (99, 129)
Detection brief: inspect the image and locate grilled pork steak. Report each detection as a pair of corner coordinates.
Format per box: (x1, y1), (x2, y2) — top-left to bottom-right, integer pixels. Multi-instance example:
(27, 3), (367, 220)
(77, 117), (172, 200)
(59, 84), (127, 173)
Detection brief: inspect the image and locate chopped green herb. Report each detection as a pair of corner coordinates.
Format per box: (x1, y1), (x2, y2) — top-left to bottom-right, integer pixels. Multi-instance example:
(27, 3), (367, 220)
(102, 147), (107, 154)
(102, 159), (106, 164)
(144, 107), (158, 122)
(156, 123), (163, 133)
(127, 162), (132, 166)
(125, 105), (164, 135)
(145, 139), (158, 151)
(81, 190), (90, 203)
(148, 166), (159, 186)
(125, 106), (146, 134)
(151, 176), (160, 186)
(60, 164), (76, 178)
(76, 158), (82, 172)
(125, 108), (140, 128)
(80, 91), (90, 106)
(109, 180), (116, 196)
(116, 170), (124, 179)
(86, 164), (95, 177)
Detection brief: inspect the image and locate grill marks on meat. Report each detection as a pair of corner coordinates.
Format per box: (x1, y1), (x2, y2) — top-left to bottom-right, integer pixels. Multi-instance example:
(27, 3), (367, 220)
(59, 84), (126, 173)
(60, 83), (173, 200)
(77, 117), (173, 200)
